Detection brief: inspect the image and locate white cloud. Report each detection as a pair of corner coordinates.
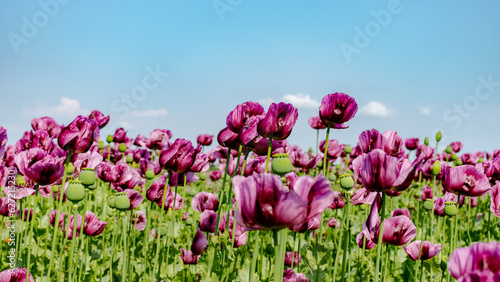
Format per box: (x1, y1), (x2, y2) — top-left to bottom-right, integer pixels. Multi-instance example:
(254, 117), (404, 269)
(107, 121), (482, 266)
(361, 101), (392, 117)
(282, 93), (320, 109)
(417, 106), (431, 115)
(23, 97), (89, 117)
(129, 108), (168, 118)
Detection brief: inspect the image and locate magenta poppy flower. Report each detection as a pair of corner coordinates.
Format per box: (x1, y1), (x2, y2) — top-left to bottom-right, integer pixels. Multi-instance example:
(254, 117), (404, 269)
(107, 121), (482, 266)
(146, 175), (168, 203)
(421, 185), (433, 201)
(442, 165), (491, 197)
(450, 141), (463, 153)
(189, 152), (209, 173)
(217, 127), (242, 151)
(289, 175), (334, 220)
(138, 159), (161, 178)
(380, 215), (416, 246)
(217, 212), (248, 247)
(226, 101), (265, 133)
(73, 150), (102, 170)
(448, 242), (500, 280)
(291, 214), (321, 233)
(133, 134), (148, 147)
(329, 192), (345, 209)
(0, 196), (16, 217)
(49, 210), (66, 229)
(168, 171), (198, 187)
(191, 191), (219, 212)
(58, 115), (99, 154)
(232, 173), (308, 230)
(197, 134), (214, 146)
(0, 126), (7, 158)
(88, 110), (110, 129)
(357, 129), (384, 154)
(15, 130), (52, 152)
(356, 232), (377, 250)
(382, 130), (405, 159)
(147, 129), (172, 150)
(31, 116), (61, 139)
(132, 210), (147, 231)
(209, 170), (222, 181)
(124, 189), (144, 210)
(113, 128), (127, 143)
(403, 240), (442, 261)
(283, 268), (308, 282)
(159, 138), (200, 173)
(83, 211), (107, 236)
(133, 148), (151, 163)
(180, 248), (200, 264)
(14, 148), (65, 186)
(257, 102), (298, 140)
(392, 209), (411, 219)
(284, 252), (302, 267)
(319, 139), (342, 159)
(350, 188), (377, 205)
(191, 228), (208, 255)
(0, 267), (34, 282)
(327, 217), (341, 228)
(404, 138), (419, 151)
(308, 116), (327, 130)
(490, 181), (500, 217)
(319, 92), (358, 129)
(199, 210), (218, 233)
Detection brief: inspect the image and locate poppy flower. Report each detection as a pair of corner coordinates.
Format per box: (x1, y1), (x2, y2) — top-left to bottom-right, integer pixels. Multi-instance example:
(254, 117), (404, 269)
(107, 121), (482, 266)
(257, 102), (298, 140)
(403, 240), (442, 261)
(58, 115), (99, 154)
(319, 92), (358, 129)
(442, 165), (491, 197)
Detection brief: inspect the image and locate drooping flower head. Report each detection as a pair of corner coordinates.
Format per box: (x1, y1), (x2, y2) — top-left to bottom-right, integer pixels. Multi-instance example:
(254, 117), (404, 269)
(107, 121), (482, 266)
(404, 137), (419, 151)
(308, 116), (326, 130)
(58, 115), (99, 153)
(319, 92), (358, 129)
(257, 102), (298, 140)
(197, 134), (214, 146)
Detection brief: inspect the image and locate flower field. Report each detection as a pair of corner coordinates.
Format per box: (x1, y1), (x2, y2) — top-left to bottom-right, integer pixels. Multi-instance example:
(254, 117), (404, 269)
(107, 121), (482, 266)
(1, 92), (499, 281)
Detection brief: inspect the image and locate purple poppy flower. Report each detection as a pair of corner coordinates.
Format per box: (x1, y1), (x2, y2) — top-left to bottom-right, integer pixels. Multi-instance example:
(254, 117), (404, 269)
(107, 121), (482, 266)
(404, 138), (419, 151)
(319, 92), (358, 129)
(133, 148), (151, 163)
(232, 173), (308, 230)
(197, 134), (214, 146)
(83, 211), (107, 236)
(14, 148), (65, 186)
(15, 130), (52, 152)
(490, 181), (500, 218)
(159, 138), (200, 174)
(403, 240), (442, 261)
(226, 101), (265, 133)
(0, 126), (7, 158)
(356, 231), (377, 250)
(58, 115), (99, 154)
(392, 209), (411, 219)
(124, 189), (144, 210)
(327, 217), (341, 228)
(191, 228), (208, 255)
(350, 188), (377, 205)
(308, 116), (326, 130)
(180, 248), (200, 264)
(189, 151), (209, 173)
(31, 116), (61, 139)
(147, 129), (172, 150)
(284, 252), (302, 267)
(217, 127), (242, 151)
(291, 214), (321, 233)
(217, 212), (248, 247)
(289, 175), (334, 220)
(357, 129), (384, 154)
(0, 267), (34, 282)
(450, 141), (463, 153)
(133, 134), (148, 147)
(283, 268), (309, 282)
(138, 159), (161, 178)
(421, 185), (433, 201)
(113, 128), (127, 143)
(131, 210), (147, 231)
(199, 210), (218, 233)
(257, 102), (298, 140)
(382, 130), (405, 159)
(329, 192), (345, 209)
(49, 210), (66, 229)
(73, 150), (102, 170)
(448, 242), (500, 280)
(209, 170), (222, 181)
(168, 171), (198, 187)
(319, 139), (342, 159)
(442, 165), (491, 197)
(191, 191), (219, 212)
(87, 110), (110, 129)
(380, 215), (416, 246)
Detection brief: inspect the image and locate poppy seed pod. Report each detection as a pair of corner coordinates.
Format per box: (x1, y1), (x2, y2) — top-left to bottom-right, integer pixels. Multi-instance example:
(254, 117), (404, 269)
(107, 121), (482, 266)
(106, 135), (113, 143)
(114, 193), (130, 210)
(339, 174), (354, 190)
(108, 196), (115, 208)
(66, 163), (75, 175)
(118, 143), (127, 152)
(423, 199), (434, 210)
(66, 180), (85, 203)
(344, 145), (352, 154)
(444, 201), (457, 216)
(98, 141), (105, 150)
(157, 223), (168, 236)
(327, 173), (337, 182)
(445, 146), (453, 154)
(271, 153), (294, 176)
(408, 201), (415, 210)
(145, 169), (155, 180)
(79, 168), (96, 186)
(126, 155), (133, 163)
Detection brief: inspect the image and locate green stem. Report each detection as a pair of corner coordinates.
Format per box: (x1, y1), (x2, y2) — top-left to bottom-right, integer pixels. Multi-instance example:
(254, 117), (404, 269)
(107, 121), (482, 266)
(374, 192), (387, 282)
(249, 232), (260, 282)
(316, 129), (319, 155)
(322, 124), (331, 176)
(273, 229), (288, 282)
(214, 149), (232, 243)
(25, 185), (39, 282)
(110, 212), (118, 281)
(265, 138), (272, 173)
(454, 195), (461, 250)
(68, 205), (79, 282)
(340, 194), (351, 280)
(46, 151), (72, 281)
(121, 213), (128, 282)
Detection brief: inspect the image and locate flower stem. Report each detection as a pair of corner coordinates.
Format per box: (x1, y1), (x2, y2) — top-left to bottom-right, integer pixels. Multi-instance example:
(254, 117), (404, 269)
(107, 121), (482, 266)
(454, 195), (461, 250)
(322, 124), (331, 176)
(25, 184), (39, 282)
(121, 213), (128, 282)
(374, 192), (387, 282)
(273, 229), (288, 282)
(249, 231), (260, 282)
(68, 205), (79, 282)
(265, 138), (272, 173)
(214, 149), (231, 241)
(340, 194), (352, 280)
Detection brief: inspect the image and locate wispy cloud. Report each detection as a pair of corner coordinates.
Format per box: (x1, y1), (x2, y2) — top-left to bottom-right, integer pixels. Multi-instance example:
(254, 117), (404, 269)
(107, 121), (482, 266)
(282, 93), (320, 109)
(129, 108), (168, 118)
(360, 101), (393, 117)
(22, 97), (89, 117)
(417, 106), (431, 115)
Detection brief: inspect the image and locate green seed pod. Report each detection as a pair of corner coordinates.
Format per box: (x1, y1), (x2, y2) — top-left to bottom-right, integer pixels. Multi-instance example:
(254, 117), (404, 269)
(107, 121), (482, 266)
(327, 173), (337, 182)
(436, 131), (442, 142)
(126, 155), (133, 163)
(265, 244), (274, 255)
(445, 146), (453, 154)
(118, 143), (127, 152)
(188, 189), (198, 197)
(444, 201), (457, 216)
(451, 154), (458, 161)
(454, 159), (463, 166)
(199, 173), (207, 181)
(271, 153), (294, 176)
(157, 224), (168, 236)
(423, 199), (434, 210)
(424, 137), (429, 146)
(432, 160), (441, 175)
(108, 196), (116, 208)
(98, 141), (105, 150)
(413, 192), (422, 199)
(145, 169), (155, 180)
(66, 163), (75, 175)
(344, 145), (352, 154)
(186, 217), (194, 225)
(106, 135), (113, 143)
(66, 180), (85, 203)
(339, 174), (355, 190)
(114, 193), (130, 210)
(408, 201), (415, 210)
(79, 168), (96, 186)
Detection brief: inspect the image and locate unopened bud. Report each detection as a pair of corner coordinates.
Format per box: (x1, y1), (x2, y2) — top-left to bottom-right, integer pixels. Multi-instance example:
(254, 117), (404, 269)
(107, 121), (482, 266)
(432, 161), (441, 175)
(436, 131), (442, 142)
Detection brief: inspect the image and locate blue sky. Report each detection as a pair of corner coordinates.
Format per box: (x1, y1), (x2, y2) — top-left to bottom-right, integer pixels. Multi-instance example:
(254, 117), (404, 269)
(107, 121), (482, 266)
(1, 1), (500, 153)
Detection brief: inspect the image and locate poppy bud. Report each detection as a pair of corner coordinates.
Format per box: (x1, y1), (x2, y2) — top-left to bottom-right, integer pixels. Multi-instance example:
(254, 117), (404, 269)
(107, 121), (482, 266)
(344, 145), (352, 154)
(145, 169), (155, 180)
(79, 168), (96, 186)
(444, 201), (457, 216)
(51, 185), (60, 193)
(126, 155), (133, 163)
(106, 135), (113, 143)
(424, 137), (429, 146)
(423, 199), (434, 210)
(339, 174), (354, 190)
(118, 143), (127, 152)
(186, 217), (194, 225)
(271, 153), (294, 176)
(66, 163), (75, 174)
(454, 159), (463, 166)
(108, 196), (115, 208)
(66, 180), (85, 203)
(188, 189), (198, 197)
(436, 131), (442, 142)
(445, 146), (452, 154)
(440, 260), (447, 272)
(98, 141), (105, 150)
(107, 209), (114, 217)
(199, 173), (207, 181)
(157, 224), (168, 236)
(115, 193), (131, 210)
(327, 173), (337, 182)
(450, 154), (458, 161)
(432, 160), (441, 175)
